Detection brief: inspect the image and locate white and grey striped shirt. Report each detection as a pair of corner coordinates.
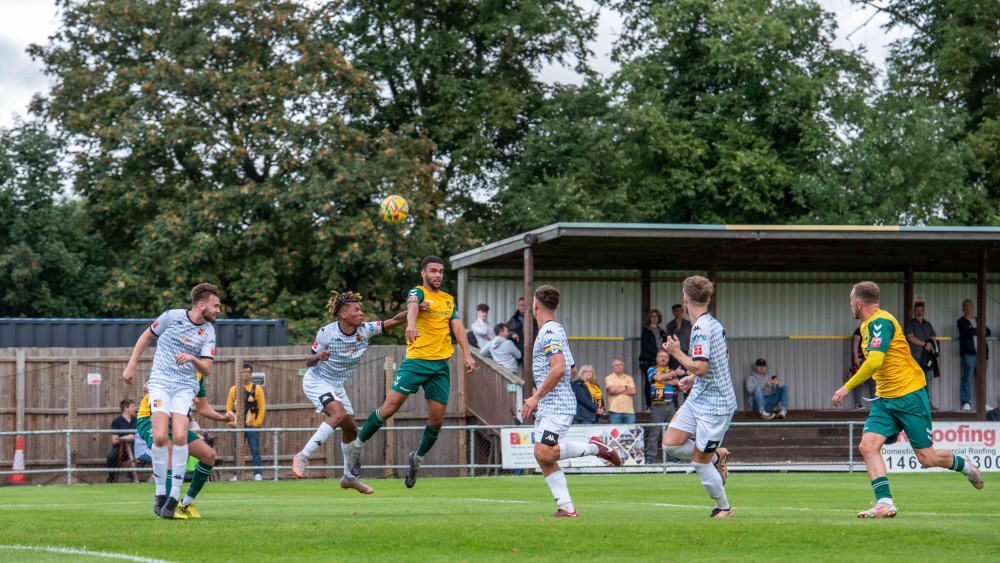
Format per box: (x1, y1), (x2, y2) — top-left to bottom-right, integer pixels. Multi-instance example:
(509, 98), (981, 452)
(533, 321), (577, 416)
(685, 313), (738, 416)
(306, 321), (383, 386)
(147, 309), (215, 394)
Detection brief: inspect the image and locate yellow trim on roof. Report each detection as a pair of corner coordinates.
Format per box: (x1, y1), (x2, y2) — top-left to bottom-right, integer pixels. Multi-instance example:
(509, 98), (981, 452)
(725, 225), (900, 232)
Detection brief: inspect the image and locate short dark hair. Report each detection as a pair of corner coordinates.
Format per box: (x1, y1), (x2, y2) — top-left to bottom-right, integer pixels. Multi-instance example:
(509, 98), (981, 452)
(755, 358), (767, 366)
(656, 349), (669, 357)
(518, 297), (525, 302)
(120, 399), (134, 412)
(852, 281), (880, 305)
(671, 303), (683, 311)
(420, 255), (444, 271)
(477, 303), (489, 313)
(191, 283), (220, 305)
(494, 323), (508, 335)
(535, 284), (560, 311)
(243, 362), (253, 371)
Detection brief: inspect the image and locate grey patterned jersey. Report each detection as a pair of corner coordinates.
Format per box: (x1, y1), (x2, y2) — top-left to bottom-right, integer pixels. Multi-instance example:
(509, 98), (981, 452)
(685, 313), (738, 416)
(532, 321), (577, 416)
(306, 321), (383, 386)
(148, 309), (216, 394)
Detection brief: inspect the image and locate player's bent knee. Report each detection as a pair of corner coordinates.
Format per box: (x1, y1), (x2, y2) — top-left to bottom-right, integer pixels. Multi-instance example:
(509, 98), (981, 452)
(533, 444), (558, 463)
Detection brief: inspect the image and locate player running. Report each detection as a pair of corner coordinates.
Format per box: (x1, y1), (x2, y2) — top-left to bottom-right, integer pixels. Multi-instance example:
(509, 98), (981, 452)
(123, 283), (220, 520)
(520, 284), (622, 517)
(347, 256), (476, 487)
(291, 291), (414, 493)
(661, 276), (737, 518)
(832, 281), (984, 518)
(135, 379), (235, 518)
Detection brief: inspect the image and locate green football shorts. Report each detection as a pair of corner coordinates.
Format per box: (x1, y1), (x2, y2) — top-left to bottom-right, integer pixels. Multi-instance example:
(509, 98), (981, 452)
(136, 416), (200, 447)
(863, 388), (934, 450)
(390, 358), (451, 405)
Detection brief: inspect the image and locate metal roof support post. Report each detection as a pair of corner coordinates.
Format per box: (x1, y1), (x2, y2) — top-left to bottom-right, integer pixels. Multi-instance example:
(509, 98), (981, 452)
(976, 252), (988, 420)
(523, 235), (536, 407)
(903, 265), (914, 323)
(707, 256), (718, 318)
(641, 269), (651, 328)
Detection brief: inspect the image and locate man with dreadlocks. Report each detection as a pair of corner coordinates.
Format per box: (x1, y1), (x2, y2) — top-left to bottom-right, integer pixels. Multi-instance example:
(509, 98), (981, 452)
(292, 290), (412, 493)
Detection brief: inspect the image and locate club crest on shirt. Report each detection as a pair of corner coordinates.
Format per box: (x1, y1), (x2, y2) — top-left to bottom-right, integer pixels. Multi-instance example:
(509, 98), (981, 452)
(356, 334), (362, 341)
(153, 399), (162, 408)
(198, 329), (205, 336)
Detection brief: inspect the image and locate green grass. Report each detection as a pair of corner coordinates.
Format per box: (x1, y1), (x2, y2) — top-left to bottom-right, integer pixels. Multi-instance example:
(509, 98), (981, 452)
(0, 472), (998, 562)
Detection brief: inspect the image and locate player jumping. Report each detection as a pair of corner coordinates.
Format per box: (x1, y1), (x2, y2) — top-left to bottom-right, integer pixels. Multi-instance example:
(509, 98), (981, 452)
(291, 291), (414, 493)
(831, 281), (984, 518)
(347, 256), (476, 487)
(123, 283), (220, 520)
(662, 276), (737, 518)
(520, 284), (622, 517)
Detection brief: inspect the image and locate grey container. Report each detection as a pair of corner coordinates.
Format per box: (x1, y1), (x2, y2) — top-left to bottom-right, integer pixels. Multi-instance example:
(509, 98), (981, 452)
(0, 318), (288, 348)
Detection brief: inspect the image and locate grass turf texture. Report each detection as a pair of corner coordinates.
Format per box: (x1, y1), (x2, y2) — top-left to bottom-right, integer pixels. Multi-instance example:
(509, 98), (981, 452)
(0, 473), (997, 562)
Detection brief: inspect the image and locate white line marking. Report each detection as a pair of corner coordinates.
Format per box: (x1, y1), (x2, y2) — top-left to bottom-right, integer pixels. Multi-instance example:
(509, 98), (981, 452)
(597, 501), (1000, 517)
(0, 545), (176, 562)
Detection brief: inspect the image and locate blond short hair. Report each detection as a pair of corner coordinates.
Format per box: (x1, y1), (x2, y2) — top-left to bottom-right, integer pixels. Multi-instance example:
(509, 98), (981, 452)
(682, 276), (714, 305)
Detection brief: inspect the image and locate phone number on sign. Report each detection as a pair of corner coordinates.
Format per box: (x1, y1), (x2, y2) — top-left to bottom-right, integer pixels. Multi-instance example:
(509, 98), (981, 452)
(885, 454), (1000, 471)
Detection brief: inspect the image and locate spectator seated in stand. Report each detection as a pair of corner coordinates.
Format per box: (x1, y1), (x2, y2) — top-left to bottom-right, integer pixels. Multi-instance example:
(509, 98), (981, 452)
(744, 358), (788, 420)
(572, 365), (604, 424)
(480, 323), (521, 373)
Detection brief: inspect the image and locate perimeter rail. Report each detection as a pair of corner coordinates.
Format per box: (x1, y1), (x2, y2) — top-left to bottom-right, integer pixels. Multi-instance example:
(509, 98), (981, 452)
(0, 421), (864, 484)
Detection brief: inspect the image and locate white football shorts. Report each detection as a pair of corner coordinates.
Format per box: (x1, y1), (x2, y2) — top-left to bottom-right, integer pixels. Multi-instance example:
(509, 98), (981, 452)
(667, 405), (733, 453)
(147, 384), (196, 416)
(303, 375), (354, 415)
(533, 413), (574, 446)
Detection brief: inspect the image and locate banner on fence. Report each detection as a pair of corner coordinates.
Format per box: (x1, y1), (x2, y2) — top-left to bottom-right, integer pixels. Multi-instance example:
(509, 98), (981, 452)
(501, 425), (645, 469)
(881, 422), (1000, 472)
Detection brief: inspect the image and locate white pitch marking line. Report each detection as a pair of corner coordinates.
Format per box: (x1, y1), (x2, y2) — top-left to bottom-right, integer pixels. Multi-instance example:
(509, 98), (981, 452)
(0, 544), (176, 563)
(598, 501), (1000, 517)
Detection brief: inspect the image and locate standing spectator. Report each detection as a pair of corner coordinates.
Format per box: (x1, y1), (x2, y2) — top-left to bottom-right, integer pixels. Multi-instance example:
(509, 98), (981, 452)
(506, 297), (538, 356)
(645, 350), (682, 462)
(605, 358), (636, 424)
(958, 299), (991, 411)
(572, 365), (604, 424)
(665, 303), (692, 407)
(639, 309), (667, 411)
(849, 327), (876, 409)
(480, 323), (521, 373)
(745, 358), (788, 419)
(469, 303), (492, 349)
(228, 363), (265, 481)
(106, 399), (138, 483)
(904, 300), (939, 411)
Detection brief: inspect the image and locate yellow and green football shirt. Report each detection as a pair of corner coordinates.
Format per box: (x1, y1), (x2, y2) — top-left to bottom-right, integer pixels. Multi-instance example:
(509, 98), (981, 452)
(137, 372), (206, 419)
(405, 285), (459, 361)
(856, 310), (926, 398)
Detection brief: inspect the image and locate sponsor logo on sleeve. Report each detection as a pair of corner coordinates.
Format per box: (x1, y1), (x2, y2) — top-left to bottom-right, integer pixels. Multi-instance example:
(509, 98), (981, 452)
(151, 320), (159, 330)
(870, 337), (882, 348)
(693, 344), (704, 356)
(311, 342), (319, 352)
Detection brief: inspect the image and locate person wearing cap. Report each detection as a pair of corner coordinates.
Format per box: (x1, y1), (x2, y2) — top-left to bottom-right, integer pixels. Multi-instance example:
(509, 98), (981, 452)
(665, 303), (692, 407)
(904, 300), (939, 411)
(745, 358), (788, 420)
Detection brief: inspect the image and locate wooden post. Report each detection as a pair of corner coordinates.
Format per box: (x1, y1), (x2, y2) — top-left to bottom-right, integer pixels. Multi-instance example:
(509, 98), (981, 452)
(383, 356), (395, 479)
(903, 265), (914, 323)
(234, 356), (246, 480)
(457, 350), (468, 477)
(67, 359), (77, 483)
(15, 349), (25, 434)
(976, 252), (988, 420)
(707, 256), (718, 318)
(522, 245), (535, 408)
(641, 269), (651, 328)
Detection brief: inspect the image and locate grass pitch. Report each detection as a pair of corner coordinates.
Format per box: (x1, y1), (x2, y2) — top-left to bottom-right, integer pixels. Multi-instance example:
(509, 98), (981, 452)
(0, 472), (997, 562)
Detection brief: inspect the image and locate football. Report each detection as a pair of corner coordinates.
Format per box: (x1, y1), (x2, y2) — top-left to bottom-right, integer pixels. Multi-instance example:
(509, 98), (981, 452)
(380, 195), (408, 223)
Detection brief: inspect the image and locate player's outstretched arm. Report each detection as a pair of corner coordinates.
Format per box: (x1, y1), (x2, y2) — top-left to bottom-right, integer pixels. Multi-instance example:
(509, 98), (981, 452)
(404, 300), (421, 344)
(521, 353), (565, 419)
(193, 396), (236, 424)
(123, 328), (156, 383)
(450, 318), (476, 373)
(383, 302), (429, 331)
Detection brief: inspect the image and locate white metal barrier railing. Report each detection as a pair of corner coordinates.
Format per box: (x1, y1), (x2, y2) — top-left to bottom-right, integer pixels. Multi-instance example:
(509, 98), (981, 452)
(0, 421), (864, 484)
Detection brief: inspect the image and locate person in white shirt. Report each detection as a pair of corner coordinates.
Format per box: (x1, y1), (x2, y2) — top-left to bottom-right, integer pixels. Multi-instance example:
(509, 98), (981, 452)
(470, 303), (493, 348)
(481, 323), (521, 373)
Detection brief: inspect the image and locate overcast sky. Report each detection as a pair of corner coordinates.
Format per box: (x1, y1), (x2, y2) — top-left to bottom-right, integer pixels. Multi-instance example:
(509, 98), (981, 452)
(0, 0), (910, 129)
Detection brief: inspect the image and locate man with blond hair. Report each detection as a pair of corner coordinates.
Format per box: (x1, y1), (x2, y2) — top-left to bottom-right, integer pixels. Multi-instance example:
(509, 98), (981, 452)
(662, 276), (737, 518)
(832, 281), (984, 518)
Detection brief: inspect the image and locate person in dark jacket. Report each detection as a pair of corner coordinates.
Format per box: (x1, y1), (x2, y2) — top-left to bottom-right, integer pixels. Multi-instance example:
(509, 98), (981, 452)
(957, 299), (991, 411)
(572, 365), (604, 424)
(639, 308), (667, 410)
(506, 297), (538, 356)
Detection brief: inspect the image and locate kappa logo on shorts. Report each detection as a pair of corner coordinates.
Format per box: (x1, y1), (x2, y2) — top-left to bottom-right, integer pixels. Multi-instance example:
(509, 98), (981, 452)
(703, 440), (721, 453)
(540, 430), (559, 447)
(318, 392), (337, 406)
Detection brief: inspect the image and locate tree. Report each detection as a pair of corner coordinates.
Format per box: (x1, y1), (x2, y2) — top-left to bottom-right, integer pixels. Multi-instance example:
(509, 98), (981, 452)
(0, 120), (108, 317)
(30, 0), (475, 342)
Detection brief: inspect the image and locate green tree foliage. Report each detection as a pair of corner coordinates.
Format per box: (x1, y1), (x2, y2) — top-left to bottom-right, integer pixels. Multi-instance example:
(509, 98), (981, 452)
(324, 0), (598, 230)
(0, 120), (108, 316)
(30, 0), (474, 341)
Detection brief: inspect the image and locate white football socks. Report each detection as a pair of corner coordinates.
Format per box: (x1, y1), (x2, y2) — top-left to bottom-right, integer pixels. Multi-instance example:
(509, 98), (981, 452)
(558, 441), (597, 460)
(151, 444), (168, 496)
(341, 442), (354, 478)
(664, 440), (695, 460)
(545, 470), (574, 512)
(303, 422), (335, 457)
(169, 444), (188, 500)
(692, 461), (729, 509)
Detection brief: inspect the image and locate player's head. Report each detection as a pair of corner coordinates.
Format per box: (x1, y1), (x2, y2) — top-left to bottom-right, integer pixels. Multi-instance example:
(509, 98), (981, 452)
(532, 284), (560, 318)
(191, 283), (222, 322)
(647, 308), (662, 327)
(656, 349), (669, 366)
(851, 281), (879, 319)
(494, 323), (509, 338)
(682, 276), (713, 309)
(420, 255), (445, 290)
(327, 291), (364, 327)
(120, 399), (135, 415)
(243, 362), (253, 380)
(577, 364), (595, 383)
